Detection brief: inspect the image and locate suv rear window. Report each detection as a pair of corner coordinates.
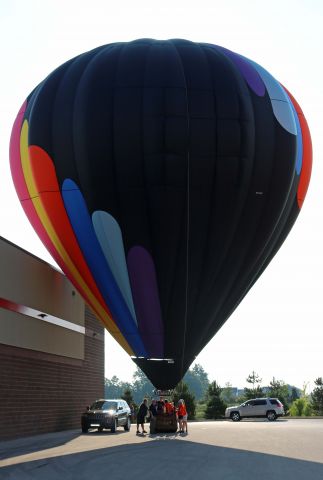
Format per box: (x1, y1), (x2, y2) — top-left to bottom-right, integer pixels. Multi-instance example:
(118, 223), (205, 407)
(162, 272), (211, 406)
(270, 399), (279, 405)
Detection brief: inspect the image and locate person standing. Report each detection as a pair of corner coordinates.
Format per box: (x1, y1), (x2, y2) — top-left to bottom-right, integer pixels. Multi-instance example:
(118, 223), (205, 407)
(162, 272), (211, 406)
(130, 403), (136, 423)
(164, 399), (174, 414)
(157, 397), (165, 414)
(178, 399), (188, 434)
(149, 399), (158, 417)
(149, 399), (158, 434)
(136, 399), (148, 434)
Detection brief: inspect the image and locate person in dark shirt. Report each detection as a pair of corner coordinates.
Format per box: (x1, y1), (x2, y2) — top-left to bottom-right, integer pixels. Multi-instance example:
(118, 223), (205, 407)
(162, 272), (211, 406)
(157, 397), (165, 414)
(136, 399), (148, 434)
(149, 399), (158, 434)
(130, 403), (136, 423)
(149, 399), (158, 417)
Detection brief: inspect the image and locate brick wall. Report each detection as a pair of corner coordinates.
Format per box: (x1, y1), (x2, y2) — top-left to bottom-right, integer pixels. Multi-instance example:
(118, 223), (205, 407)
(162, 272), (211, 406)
(0, 306), (104, 440)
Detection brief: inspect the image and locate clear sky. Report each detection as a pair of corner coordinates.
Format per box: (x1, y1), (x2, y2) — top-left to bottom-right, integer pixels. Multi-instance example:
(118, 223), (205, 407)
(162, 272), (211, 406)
(1, 0), (322, 391)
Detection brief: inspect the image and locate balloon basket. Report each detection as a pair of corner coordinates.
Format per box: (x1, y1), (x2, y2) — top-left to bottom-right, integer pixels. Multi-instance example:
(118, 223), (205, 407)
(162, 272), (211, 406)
(150, 413), (177, 434)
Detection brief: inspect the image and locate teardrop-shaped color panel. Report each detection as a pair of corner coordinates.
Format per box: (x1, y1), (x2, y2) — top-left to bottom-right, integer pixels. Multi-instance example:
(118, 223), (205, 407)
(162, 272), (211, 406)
(10, 113), (133, 355)
(246, 59), (297, 135)
(92, 211), (138, 325)
(62, 179), (147, 356)
(212, 45), (266, 96)
(286, 91), (303, 175)
(27, 144), (124, 328)
(9, 104), (72, 276)
(282, 87), (312, 208)
(127, 246), (164, 358)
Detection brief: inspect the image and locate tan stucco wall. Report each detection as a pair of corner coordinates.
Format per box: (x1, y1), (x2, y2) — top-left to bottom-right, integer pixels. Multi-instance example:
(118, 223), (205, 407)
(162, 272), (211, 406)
(0, 237), (85, 359)
(0, 237), (84, 325)
(0, 308), (84, 359)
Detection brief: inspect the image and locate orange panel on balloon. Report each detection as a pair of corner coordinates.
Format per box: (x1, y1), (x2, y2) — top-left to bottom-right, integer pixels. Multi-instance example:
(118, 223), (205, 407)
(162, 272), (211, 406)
(282, 88), (312, 209)
(25, 144), (133, 351)
(28, 145), (114, 317)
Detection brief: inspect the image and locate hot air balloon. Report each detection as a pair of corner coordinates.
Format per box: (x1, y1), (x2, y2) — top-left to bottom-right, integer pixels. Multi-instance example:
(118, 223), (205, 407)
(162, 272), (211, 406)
(9, 39), (312, 389)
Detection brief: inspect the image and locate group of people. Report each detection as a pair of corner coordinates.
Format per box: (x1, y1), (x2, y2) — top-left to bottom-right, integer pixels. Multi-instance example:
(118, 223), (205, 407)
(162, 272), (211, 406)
(136, 398), (188, 434)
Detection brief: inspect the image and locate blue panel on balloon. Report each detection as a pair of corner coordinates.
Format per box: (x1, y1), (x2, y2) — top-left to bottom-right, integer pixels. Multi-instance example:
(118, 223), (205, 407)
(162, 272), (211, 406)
(92, 210), (138, 324)
(286, 94), (303, 175)
(62, 178), (147, 357)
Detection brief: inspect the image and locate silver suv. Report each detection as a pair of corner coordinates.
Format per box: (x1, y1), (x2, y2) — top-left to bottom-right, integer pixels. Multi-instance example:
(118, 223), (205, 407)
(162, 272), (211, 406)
(225, 398), (284, 421)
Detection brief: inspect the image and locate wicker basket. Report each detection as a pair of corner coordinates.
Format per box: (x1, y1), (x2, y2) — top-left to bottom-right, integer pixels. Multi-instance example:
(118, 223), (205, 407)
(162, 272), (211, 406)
(151, 413), (177, 433)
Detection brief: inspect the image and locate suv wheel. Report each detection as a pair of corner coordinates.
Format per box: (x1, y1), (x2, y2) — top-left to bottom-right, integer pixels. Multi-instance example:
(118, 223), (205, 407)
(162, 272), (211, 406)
(111, 419), (117, 433)
(266, 411), (277, 421)
(230, 412), (241, 422)
(124, 417), (131, 431)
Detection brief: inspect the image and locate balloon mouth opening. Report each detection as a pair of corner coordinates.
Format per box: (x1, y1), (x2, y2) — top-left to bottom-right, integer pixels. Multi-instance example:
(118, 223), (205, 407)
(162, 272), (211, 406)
(153, 389), (173, 396)
(131, 356), (175, 364)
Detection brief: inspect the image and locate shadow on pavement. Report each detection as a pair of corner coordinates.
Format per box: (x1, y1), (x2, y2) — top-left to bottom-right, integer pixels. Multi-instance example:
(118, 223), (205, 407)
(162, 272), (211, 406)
(84, 429), (131, 436)
(1, 439), (323, 480)
(0, 430), (82, 461)
(0, 428), (134, 461)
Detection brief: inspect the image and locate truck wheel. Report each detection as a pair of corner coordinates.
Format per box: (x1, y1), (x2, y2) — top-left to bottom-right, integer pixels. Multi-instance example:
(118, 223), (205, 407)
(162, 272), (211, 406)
(124, 417), (131, 431)
(266, 411), (277, 421)
(111, 419), (117, 433)
(230, 412), (241, 422)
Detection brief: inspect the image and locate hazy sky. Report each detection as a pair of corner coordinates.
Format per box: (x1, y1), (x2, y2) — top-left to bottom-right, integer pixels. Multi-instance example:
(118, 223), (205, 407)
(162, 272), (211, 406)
(1, 0), (322, 391)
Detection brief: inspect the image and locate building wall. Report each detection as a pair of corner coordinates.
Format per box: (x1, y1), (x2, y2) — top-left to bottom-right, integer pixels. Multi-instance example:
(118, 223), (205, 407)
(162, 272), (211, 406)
(0, 237), (104, 440)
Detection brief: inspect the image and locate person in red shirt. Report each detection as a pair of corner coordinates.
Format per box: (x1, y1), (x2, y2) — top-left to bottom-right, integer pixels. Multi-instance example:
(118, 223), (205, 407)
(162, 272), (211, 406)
(177, 399), (188, 434)
(164, 400), (174, 414)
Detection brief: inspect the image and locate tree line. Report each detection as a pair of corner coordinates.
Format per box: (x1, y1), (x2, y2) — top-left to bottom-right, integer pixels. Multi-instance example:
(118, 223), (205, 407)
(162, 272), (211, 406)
(104, 364), (208, 405)
(104, 365), (323, 419)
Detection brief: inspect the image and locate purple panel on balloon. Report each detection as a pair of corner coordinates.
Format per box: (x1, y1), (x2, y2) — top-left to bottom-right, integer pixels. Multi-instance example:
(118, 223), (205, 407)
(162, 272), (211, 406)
(127, 246), (164, 358)
(213, 45), (266, 97)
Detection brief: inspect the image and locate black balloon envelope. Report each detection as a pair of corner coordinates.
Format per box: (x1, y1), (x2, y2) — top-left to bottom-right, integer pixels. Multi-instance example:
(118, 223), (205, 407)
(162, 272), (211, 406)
(10, 39), (312, 388)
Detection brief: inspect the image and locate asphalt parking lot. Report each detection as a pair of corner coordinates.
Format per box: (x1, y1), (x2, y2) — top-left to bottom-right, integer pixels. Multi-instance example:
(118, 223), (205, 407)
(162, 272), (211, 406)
(0, 419), (323, 479)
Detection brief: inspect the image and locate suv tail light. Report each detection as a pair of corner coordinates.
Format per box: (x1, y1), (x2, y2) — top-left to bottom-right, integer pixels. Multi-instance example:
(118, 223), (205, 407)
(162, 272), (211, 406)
(277, 401), (282, 407)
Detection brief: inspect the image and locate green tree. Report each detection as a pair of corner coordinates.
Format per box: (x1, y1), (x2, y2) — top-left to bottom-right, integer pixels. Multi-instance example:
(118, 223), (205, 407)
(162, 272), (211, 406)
(244, 371), (263, 399)
(205, 381), (227, 419)
(173, 381), (196, 419)
(195, 400), (207, 419)
(104, 375), (131, 398)
(289, 397), (312, 416)
(184, 364), (209, 400)
(290, 386), (300, 403)
(105, 368), (154, 405)
(131, 367), (154, 404)
(311, 377), (323, 415)
(236, 392), (248, 404)
(221, 382), (237, 405)
(122, 387), (135, 407)
(304, 402), (313, 416)
(268, 377), (290, 412)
